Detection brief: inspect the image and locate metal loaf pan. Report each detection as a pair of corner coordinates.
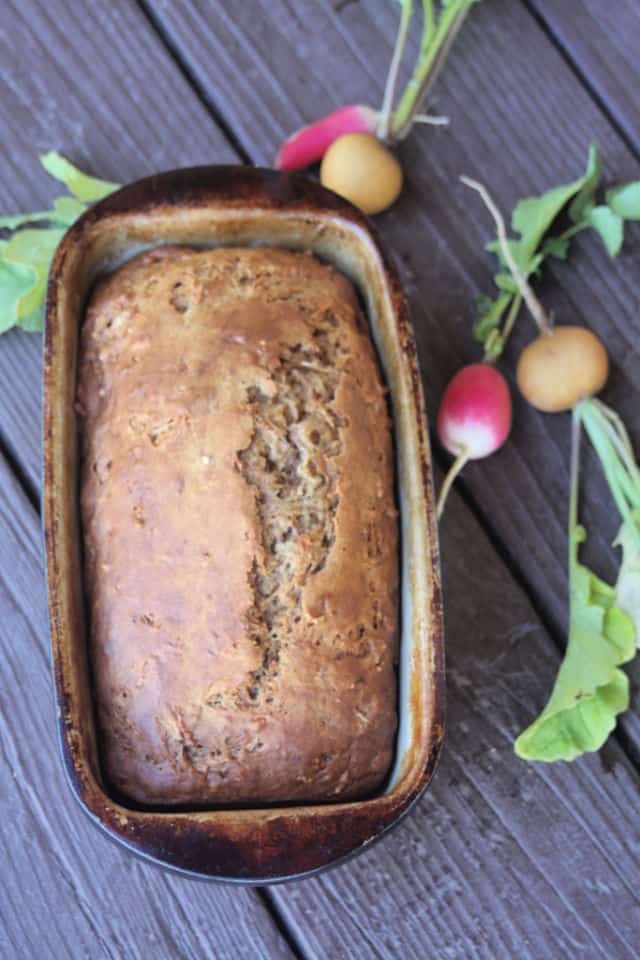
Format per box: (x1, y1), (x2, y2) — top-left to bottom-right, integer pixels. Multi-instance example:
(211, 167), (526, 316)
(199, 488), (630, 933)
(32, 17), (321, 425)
(43, 166), (444, 882)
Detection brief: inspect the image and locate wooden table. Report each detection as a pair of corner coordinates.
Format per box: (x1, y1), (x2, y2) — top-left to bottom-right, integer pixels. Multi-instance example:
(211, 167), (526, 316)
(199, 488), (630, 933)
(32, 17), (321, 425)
(2, 2), (639, 957)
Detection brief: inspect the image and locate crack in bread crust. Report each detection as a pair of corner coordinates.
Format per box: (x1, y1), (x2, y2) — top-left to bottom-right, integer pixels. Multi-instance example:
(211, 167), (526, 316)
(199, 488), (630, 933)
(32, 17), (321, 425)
(237, 319), (345, 703)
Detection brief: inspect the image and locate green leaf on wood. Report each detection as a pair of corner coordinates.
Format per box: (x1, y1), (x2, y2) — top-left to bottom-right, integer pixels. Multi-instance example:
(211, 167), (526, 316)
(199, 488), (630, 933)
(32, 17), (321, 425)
(468, 144), (640, 362)
(53, 195), (87, 226)
(585, 205), (624, 256)
(3, 227), (66, 319)
(16, 308), (44, 332)
(0, 152), (120, 334)
(39, 151), (119, 202)
(472, 291), (510, 341)
(615, 512), (640, 646)
(541, 234), (570, 259)
(512, 174), (589, 265)
(494, 272), (518, 294)
(0, 210), (58, 229)
(0, 259), (36, 334)
(568, 143), (601, 222)
(515, 533), (635, 763)
(606, 182), (640, 220)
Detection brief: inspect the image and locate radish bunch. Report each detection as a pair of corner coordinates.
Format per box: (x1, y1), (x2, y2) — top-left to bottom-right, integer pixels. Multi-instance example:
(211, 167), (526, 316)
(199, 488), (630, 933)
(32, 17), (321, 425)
(276, 1), (479, 215)
(435, 152), (640, 763)
(437, 148), (640, 511)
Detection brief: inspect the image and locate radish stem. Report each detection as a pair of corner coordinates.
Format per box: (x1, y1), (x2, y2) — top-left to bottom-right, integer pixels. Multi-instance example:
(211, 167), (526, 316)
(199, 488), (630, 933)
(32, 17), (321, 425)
(378, 0), (414, 141)
(569, 405), (582, 565)
(391, 4), (472, 140)
(461, 176), (554, 337)
(483, 292), (523, 362)
(593, 399), (640, 477)
(422, 0), (435, 45)
(437, 447), (471, 519)
(578, 401), (640, 547)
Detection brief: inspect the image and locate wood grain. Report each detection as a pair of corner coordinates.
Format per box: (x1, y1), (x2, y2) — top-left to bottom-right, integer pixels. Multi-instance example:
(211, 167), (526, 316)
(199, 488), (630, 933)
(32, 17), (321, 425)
(2, 2), (640, 957)
(145, 0), (640, 748)
(0, 0), (237, 492)
(530, 0), (640, 152)
(269, 466), (640, 960)
(0, 449), (295, 960)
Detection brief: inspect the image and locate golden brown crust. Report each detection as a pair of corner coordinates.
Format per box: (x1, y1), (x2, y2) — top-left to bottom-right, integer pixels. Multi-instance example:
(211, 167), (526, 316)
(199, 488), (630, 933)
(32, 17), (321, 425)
(78, 246), (398, 806)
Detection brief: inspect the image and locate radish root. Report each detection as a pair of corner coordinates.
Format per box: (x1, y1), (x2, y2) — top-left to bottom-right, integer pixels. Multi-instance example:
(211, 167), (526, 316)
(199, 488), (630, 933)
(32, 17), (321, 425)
(412, 114), (450, 126)
(437, 447), (471, 519)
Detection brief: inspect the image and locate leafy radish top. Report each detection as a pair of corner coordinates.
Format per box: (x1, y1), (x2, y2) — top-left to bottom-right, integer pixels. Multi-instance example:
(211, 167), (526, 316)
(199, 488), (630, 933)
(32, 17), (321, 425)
(0, 153), (118, 334)
(470, 145), (640, 363)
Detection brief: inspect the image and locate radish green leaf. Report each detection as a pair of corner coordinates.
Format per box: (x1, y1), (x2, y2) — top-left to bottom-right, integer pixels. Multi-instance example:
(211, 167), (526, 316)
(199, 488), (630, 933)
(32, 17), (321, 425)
(0, 210), (58, 229)
(470, 145), (640, 360)
(0, 259), (36, 334)
(39, 151), (119, 202)
(586, 205), (624, 256)
(568, 143), (601, 222)
(516, 402), (640, 762)
(3, 228), (66, 319)
(514, 547), (634, 763)
(615, 512), (640, 646)
(606, 182), (640, 220)
(472, 291), (511, 341)
(512, 175), (588, 266)
(0, 152), (120, 335)
(53, 195), (87, 226)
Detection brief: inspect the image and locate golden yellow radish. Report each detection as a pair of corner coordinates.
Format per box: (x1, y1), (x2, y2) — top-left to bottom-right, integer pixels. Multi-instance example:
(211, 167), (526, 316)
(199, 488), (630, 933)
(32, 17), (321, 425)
(517, 326), (609, 412)
(320, 133), (403, 215)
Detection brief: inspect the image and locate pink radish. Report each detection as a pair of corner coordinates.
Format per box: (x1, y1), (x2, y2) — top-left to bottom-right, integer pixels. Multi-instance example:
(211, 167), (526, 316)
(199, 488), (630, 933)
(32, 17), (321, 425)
(275, 105), (378, 172)
(436, 363), (512, 518)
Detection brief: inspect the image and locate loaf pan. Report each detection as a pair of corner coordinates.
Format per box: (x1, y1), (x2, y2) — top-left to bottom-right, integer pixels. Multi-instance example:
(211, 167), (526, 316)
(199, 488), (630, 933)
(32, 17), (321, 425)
(43, 166), (444, 883)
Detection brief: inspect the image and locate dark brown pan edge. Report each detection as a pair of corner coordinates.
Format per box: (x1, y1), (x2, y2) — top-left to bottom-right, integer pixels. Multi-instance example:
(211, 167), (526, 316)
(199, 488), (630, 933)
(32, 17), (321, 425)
(42, 165), (445, 882)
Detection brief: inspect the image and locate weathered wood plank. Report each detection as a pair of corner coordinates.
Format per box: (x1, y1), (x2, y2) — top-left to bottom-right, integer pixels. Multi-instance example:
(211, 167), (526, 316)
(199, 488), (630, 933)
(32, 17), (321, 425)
(0, 0), (237, 492)
(146, 0), (640, 748)
(267, 467), (640, 959)
(0, 1), (295, 954)
(0, 450), (295, 960)
(530, 0), (640, 152)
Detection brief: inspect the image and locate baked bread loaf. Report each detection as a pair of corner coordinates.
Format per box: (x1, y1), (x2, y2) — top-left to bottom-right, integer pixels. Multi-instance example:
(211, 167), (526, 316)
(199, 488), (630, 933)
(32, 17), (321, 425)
(78, 246), (398, 806)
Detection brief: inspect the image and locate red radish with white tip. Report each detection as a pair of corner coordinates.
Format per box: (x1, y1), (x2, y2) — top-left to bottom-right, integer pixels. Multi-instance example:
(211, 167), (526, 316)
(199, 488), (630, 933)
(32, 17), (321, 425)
(436, 364), (512, 518)
(275, 105), (378, 172)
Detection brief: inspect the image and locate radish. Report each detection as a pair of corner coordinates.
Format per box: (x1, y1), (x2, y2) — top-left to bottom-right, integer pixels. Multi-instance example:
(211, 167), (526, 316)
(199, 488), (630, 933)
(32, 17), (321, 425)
(320, 133), (403, 215)
(517, 326), (609, 412)
(276, 105), (378, 172)
(435, 174), (613, 515)
(274, 1), (478, 205)
(436, 363), (512, 518)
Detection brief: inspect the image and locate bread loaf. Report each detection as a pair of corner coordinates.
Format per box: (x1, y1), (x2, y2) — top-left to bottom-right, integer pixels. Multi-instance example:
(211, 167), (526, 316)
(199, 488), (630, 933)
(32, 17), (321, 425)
(78, 246), (398, 805)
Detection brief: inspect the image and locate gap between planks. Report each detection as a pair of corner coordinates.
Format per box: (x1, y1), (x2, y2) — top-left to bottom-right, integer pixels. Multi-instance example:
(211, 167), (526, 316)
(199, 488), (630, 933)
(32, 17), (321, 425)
(136, 0), (252, 164)
(0, 428), (40, 516)
(522, 0), (640, 163)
